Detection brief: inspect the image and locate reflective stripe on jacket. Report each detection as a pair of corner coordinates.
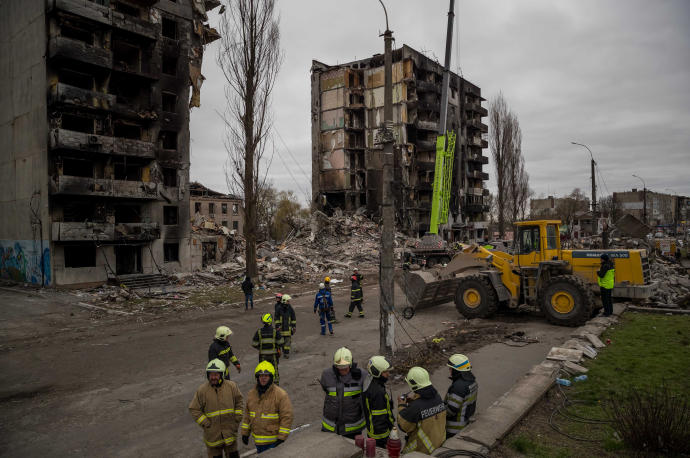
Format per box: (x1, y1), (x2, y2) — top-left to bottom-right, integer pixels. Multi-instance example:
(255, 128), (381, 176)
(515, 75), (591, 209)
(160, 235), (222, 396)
(320, 365), (365, 435)
(398, 385), (447, 454)
(241, 383), (293, 445)
(445, 372), (477, 436)
(362, 376), (394, 440)
(252, 325), (284, 357)
(189, 380), (244, 448)
(208, 339), (240, 376)
(274, 303), (296, 332)
(350, 274), (363, 302)
(314, 289), (333, 313)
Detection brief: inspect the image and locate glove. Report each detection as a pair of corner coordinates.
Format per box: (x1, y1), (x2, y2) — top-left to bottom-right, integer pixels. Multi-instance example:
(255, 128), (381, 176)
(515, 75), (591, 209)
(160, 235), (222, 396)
(291, 327), (296, 335)
(275, 439), (284, 446)
(235, 364), (241, 373)
(242, 435), (249, 445)
(201, 418), (212, 428)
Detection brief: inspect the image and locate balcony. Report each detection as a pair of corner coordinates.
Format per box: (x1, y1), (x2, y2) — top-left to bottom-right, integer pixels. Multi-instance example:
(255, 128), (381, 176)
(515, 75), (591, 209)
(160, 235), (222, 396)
(111, 13), (157, 40)
(466, 118), (481, 130)
(467, 153), (489, 165)
(415, 120), (439, 131)
(416, 80), (441, 93)
(480, 123), (488, 132)
(465, 197), (489, 214)
(466, 170), (489, 180)
(50, 129), (156, 158)
(52, 221), (160, 242)
(47, 0), (112, 27)
(114, 222), (160, 241)
(50, 175), (161, 199)
(48, 36), (112, 68)
(49, 83), (116, 111)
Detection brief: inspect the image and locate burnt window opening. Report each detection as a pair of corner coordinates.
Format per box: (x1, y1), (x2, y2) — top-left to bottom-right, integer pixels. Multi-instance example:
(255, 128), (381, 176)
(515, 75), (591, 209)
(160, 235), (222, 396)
(108, 74), (145, 104)
(232, 220), (238, 230)
(221, 220), (228, 227)
(194, 202), (201, 213)
(89, 0), (109, 5)
(113, 162), (141, 181)
(159, 130), (177, 150)
(163, 206), (178, 225)
(113, 122), (142, 140)
(114, 205), (142, 223)
(60, 22), (94, 45)
(61, 114), (94, 133)
(162, 167), (177, 187)
(64, 245), (97, 268)
(208, 203), (215, 214)
(162, 92), (177, 112)
(62, 158), (94, 177)
(221, 203), (227, 214)
(58, 69), (95, 90)
(113, 40), (141, 71)
(115, 2), (140, 17)
(232, 203), (238, 215)
(164, 242), (179, 262)
(162, 55), (177, 75)
(162, 18), (177, 39)
(63, 202), (96, 222)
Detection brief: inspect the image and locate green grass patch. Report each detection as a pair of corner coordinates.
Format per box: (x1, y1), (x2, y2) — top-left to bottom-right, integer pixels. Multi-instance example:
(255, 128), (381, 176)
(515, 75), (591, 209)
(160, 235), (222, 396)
(509, 434), (573, 457)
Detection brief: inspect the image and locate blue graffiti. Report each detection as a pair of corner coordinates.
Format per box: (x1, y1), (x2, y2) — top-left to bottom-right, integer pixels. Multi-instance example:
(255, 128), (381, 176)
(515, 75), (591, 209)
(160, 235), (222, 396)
(0, 240), (51, 286)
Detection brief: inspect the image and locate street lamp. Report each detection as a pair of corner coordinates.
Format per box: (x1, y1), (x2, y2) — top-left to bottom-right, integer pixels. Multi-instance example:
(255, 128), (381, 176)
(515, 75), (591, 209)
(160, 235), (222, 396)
(571, 142), (597, 236)
(632, 174), (647, 224)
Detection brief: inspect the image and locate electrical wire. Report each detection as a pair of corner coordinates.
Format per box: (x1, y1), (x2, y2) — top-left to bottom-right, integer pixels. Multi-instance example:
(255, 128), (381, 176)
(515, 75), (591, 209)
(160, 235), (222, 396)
(595, 162), (610, 196)
(273, 142), (311, 204)
(274, 130), (312, 202)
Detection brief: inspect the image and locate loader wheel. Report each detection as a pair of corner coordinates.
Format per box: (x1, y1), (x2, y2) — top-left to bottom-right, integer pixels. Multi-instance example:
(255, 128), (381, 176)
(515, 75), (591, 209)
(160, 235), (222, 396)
(454, 275), (498, 319)
(539, 275), (594, 327)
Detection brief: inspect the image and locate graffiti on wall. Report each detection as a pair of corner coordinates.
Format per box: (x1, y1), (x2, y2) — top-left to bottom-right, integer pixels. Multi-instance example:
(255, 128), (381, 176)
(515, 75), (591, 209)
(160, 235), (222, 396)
(0, 240), (51, 286)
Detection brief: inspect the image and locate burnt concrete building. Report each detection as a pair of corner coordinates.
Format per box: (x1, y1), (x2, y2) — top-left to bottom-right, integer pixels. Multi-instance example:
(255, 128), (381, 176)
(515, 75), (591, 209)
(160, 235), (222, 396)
(190, 182), (244, 233)
(0, 0), (220, 286)
(311, 45), (490, 240)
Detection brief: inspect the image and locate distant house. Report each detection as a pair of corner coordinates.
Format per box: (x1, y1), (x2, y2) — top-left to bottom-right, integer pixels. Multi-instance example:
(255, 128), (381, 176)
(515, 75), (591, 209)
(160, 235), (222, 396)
(189, 182), (244, 233)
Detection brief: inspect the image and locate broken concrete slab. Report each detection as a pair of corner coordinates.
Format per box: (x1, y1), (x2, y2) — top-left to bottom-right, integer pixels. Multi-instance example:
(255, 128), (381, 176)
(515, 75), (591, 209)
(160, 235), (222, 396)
(563, 361), (589, 374)
(583, 332), (605, 348)
(562, 339), (598, 359)
(434, 437), (489, 456)
(261, 428), (362, 458)
(546, 347), (583, 362)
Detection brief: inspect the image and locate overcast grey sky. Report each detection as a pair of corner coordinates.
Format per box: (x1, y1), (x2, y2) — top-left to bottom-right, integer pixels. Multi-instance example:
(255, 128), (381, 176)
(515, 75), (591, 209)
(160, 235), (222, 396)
(189, 0), (690, 203)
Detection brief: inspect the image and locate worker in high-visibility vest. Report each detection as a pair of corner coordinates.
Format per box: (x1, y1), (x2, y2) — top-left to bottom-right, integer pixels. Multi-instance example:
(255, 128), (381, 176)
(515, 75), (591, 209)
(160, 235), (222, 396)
(597, 253), (615, 317)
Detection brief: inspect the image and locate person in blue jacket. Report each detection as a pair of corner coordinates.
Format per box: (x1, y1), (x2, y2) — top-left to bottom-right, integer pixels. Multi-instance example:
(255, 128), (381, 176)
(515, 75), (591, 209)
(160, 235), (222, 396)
(314, 283), (335, 335)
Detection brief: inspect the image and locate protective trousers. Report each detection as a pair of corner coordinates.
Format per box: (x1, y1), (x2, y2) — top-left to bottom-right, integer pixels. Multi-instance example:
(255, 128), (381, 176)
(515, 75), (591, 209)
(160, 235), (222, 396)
(346, 300), (364, 317)
(207, 445), (239, 458)
(281, 331), (292, 355)
(319, 311), (333, 335)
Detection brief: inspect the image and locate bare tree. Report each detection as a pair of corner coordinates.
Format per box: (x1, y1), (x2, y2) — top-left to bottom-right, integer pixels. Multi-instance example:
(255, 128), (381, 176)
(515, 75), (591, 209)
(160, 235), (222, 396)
(217, 0), (283, 278)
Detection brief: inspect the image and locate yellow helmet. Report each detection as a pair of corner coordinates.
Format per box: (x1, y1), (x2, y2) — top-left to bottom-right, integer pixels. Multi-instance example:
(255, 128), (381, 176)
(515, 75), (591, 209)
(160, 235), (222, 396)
(405, 366), (432, 391)
(324, 276), (331, 282)
(255, 360), (276, 377)
(215, 325), (232, 340)
(367, 355), (392, 378)
(447, 354), (471, 372)
(334, 347), (353, 367)
(281, 294), (291, 304)
(206, 359), (227, 384)
(261, 313), (273, 324)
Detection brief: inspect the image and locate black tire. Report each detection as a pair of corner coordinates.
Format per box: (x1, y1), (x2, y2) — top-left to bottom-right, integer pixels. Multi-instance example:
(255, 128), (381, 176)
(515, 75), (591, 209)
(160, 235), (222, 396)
(454, 274), (499, 319)
(539, 275), (594, 327)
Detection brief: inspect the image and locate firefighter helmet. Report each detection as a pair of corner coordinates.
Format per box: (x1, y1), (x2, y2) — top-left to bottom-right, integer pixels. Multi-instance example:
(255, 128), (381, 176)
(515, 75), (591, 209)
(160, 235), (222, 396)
(206, 359), (226, 384)
(261, 313), (273, 325)
(367, 355), (392, 377)
(334, 347), (353, 367)
(214, 325), (233, 340)
(405, 366), (432, 391)
(275, 293), (283, 300)
(447, 354), (471, 372)
(319, 282), (325, 289)
(281, 294), (291, 304)
(255, 360), (276, 377)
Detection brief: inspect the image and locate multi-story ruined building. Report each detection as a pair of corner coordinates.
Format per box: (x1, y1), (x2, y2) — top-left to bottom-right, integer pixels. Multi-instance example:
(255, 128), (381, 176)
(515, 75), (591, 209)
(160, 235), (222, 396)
(311, 45), (490, 240)
(0, 0), (219, 286)
(190, 182), (244, 233)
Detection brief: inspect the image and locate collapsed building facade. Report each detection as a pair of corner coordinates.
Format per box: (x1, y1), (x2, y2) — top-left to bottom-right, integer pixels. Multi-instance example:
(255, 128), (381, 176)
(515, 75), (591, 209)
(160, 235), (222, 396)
(613, 189), (688, 232)
(310, 45), (490, 240)
(0, 0), (220, 286)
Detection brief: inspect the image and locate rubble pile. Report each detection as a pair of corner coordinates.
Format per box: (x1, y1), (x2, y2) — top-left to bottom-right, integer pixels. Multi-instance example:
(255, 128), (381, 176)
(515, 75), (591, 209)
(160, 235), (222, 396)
(645, 257), (690, 309)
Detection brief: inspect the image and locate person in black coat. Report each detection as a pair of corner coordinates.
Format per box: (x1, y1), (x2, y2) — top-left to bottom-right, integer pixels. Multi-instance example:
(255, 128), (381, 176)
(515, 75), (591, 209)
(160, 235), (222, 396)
(444, 354), (477, 438)
(241, 275), (254, 310)
(362, 356), (395, 447)
(208, 325), (241, 379)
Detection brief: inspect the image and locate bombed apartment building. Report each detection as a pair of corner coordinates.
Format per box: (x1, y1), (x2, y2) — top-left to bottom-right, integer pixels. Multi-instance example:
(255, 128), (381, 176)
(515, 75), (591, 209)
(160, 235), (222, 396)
(310, 45), (490, 240)
(0, 0), (220, 286)
(190, 182), (244, 233)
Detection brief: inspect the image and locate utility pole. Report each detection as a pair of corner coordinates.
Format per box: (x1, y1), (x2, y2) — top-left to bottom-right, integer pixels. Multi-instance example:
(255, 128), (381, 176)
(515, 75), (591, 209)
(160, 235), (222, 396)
(633, 174), (647, 224)
(571, 142), (597, 237)
(378, 0), (395, 356)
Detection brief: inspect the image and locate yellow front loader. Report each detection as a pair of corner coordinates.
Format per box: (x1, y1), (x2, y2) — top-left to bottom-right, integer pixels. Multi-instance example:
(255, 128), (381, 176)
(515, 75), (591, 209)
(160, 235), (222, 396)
(400, 220), (655, 327)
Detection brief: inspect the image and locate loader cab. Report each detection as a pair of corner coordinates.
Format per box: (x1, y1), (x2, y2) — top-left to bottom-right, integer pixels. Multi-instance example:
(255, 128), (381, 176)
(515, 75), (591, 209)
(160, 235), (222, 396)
(515, 220), (562, 267)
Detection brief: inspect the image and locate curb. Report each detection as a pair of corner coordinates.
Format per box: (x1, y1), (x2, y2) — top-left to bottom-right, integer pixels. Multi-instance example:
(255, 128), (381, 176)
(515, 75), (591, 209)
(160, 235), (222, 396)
(627, 305), (690, 315)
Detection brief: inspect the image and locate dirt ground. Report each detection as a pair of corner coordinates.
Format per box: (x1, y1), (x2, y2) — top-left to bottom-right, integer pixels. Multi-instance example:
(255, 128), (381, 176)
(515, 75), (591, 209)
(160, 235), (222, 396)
(0, 280), (575, 457)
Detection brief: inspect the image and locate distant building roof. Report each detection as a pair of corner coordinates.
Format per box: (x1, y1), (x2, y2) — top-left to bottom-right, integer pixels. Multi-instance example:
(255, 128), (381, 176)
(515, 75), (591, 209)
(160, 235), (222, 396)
(189, 182), (241, 200)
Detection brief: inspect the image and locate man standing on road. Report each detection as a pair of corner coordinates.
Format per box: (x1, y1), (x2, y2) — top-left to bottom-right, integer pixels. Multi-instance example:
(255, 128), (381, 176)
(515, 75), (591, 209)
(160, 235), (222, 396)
(397, 366), (446, 455)
(241, 361), (293, 454)
(242, 275), (254, 311)
(273, 293), (283, 317)
(189, 359), (244, 458)
(208, 326), (241, 379)
(597, 253), (615, 317)
(444, 354), (477, 438)
(274, 295), (296, 359)
(362, 356), (395, 447)
(344, 268), (364, 318)
(319, 347), (365, 437)
(314, 283), (334, 335)
(251, 314), (284, 384)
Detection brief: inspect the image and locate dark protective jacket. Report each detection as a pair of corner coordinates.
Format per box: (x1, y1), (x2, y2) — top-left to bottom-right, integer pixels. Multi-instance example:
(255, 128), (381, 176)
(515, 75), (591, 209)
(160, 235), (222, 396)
(320, 364), (366, 435)
(350, 273), (363, 303)
(445, 371), (478, 437)
(208, 339), (241, 378)
(362, 376), (395, 441)
(274, 303), (296, 334)
(314, 288), (334, 313)
(251, 324), (284, 362)
(241, 277), (254, 294)
(398, 385), (447, 454)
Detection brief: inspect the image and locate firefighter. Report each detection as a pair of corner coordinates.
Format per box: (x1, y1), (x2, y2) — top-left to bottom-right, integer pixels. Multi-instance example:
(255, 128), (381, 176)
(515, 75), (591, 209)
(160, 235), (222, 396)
(189, 359), (244, 458)
(319, 347), (366, 438)
(274, 295), (296, 358)
(251, 314), (284, 385)
(362, 355), (395, 447)
(597, 253), (615, 317)
(208, 326), (241, 379)
(240, 361), (293, 454)
(345, 268), (364, 318)
(397, 366), (446, 455)
(273, 293), (283, 318)
(314, 283), (334, 335)
(444, 354), (478, 438)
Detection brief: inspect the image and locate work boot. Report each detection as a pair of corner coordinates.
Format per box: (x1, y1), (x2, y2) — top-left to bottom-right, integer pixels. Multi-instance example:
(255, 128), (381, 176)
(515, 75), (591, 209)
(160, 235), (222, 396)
(358, 312), (365, 318)
(344, 313), (352, 318)
(329, 330), (334, 335)
(284, 354), (290, 359)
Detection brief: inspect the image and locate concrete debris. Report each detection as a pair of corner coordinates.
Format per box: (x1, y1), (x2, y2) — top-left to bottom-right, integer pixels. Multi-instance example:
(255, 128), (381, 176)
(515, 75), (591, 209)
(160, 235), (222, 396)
(563, 361), (589, 374)
(643, 256), (690, 309)
(583, 332), (605, 349)
(546, 347), (584, 363)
